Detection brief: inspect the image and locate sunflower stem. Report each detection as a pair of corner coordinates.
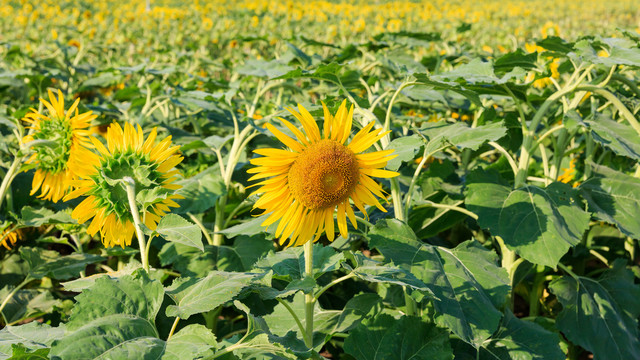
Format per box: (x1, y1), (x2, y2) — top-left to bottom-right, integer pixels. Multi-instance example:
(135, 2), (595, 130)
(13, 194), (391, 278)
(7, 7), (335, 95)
(123, 176), (149, 273)
(303, 240), (315, 349)
(0, 154), (24, 212)
(0, 277), (31, 326)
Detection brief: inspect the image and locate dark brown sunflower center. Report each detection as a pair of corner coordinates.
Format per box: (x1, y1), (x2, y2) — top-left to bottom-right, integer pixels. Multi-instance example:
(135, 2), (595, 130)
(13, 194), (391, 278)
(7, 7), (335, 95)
(288, 139), (359, 210)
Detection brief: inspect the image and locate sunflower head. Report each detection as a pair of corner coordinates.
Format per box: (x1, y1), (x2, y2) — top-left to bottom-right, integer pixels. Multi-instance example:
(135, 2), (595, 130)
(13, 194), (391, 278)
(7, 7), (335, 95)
(22, 89), (95, 202)
(65, 122), (183, 248)
(0, 223), (23, 250)
(249, 100), (398, 247)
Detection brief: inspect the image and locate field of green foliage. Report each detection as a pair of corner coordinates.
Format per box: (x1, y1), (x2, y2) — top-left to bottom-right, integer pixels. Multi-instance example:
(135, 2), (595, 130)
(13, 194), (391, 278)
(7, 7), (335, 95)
(1, 1), (640, 359)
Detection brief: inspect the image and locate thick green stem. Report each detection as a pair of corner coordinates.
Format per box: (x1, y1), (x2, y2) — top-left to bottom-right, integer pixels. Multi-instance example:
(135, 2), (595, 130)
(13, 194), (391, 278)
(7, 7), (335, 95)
(303, 240), (314, 349)
(404, 287), (417, 316)
(212, 195), (227, 246)
(123, 177), (149, 272)
(496, 236), (517, 309)
(0, 155), (23, 212)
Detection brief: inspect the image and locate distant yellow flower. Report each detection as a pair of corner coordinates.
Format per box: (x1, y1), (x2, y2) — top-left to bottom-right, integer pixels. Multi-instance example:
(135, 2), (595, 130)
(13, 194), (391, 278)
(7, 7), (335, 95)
(0, 224), (22, 250)
(22, 89), (96, 202)
(64, 123), (183, 248)
(558, 158), (577, 184)
(249, 100), (398, 247)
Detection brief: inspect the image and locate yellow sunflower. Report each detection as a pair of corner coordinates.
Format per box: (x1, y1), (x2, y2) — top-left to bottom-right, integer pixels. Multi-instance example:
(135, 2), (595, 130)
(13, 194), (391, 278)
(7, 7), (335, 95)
(249, 100), (398, 247)
(64, 122), (183, 248)
(0, 224), (23, 250)
(22, 89), (96, 202)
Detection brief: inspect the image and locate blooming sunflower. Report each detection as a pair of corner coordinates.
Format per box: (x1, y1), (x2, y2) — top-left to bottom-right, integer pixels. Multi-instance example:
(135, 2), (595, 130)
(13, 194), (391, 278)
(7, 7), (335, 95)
(22, 89), (96, 202)
(64, 122), (183, 248)
(0, 224), (23, 250)
(249, 100), (398, 247)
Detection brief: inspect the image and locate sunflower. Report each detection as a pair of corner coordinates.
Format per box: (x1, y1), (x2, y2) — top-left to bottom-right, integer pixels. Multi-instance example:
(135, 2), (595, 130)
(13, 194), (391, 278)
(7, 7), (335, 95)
(249, 100), (398, 247)
(64, 122), (183, 248)
(0, 224), (23, 250)
(22, 89), (96, 202)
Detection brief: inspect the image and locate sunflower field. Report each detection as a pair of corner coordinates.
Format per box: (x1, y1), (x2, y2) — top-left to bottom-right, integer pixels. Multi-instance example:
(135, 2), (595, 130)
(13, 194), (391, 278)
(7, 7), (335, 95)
(1, 0), (640, 359)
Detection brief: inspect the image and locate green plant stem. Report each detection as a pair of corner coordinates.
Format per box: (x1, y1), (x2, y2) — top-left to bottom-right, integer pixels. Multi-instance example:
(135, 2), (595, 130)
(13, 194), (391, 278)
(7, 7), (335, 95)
(577, 86), (640, 135)
(123, 177), (149, 272)
(276, 297), (309, 345)
(313, 273), (356, 302)
(188, 212), (213, 246)
(487, 141), (518, 178)
(212, 196), (227, 246)
(529, 269), (545, 317)
(167, 316), (180, 340)
(496, 236), (517, 309)
(404, 287), (417, 316)
(558, 263), (580, 280)
(419, 200), (478, 219)
(0, 277), (31, 325)
(303, 240), (315, 349)
(0, 155), (23, 212)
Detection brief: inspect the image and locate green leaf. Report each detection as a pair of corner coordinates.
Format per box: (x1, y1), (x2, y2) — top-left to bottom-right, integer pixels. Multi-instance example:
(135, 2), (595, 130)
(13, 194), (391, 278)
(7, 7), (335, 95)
(0, 289), (59, 324)
(432, 58), (525, 84)
(9, 344), (49, 359)
(585, 115), (640, 161)
(165, 271), (256, 319)
(162, 324), (217, 360)
(385, 135), (422, 171)
(276, 62), (360, 88)
(413, 73), (482, 106)
(156, 214), (203, 252)
(174, 167), (226, 214)
(50, 269), (165, 359)
(419, 121), (507, 155)
(253, 243), (344, 281)
(549, 261), (640, 360)
(494, 49), (538, 73)
(580, 163), (640, 238)
(18, 207), (75, 227)
(222, 301), (298, 359)
(368, 219), (508, 347)
(20, 248), (105, 280)
(263, 292), (381, 348)
(344, 314), (453, 360)
(0, 322), (64, 360)
(480, 310), (564, 360)
(575, 37), (640, 67)
(466, 171), (590, 267)
(237, 59), (295, 79)
(216, 216), (267, 238)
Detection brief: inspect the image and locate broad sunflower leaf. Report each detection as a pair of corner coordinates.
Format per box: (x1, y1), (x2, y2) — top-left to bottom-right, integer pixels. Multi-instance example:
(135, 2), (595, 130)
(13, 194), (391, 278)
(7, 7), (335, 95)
(19, 247), (105, 280)
(419, 120), (507, 155)
(8, 344), (49, 359)
(368, 219), (508, 347)
(0, 289), (59, 324)
(18, 207), (75, 226)
(343, 314), (453, 360)
(159, 235), (272, 276)
(585, 115), (640, 161)
(165, 271), (257, 320)
(263, 292), (381, 349)
(220, 301), (298, 359)
(579, 163), (640, 238)
(480, 310), (564, 360)
(253, 243), (344, 281)
(156, 214), (203, 252)
(0, 322), (64, 360)
(50, 269), (165, 360)
(549, 260), (640, 360)
(237, 59), (295, 79)
(162, 324), (217, 360)
(465, 170), (590, 267)
(413, 73), (482, 106)
(384, 134), (422, 171)
(174, 167), (226, 214)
